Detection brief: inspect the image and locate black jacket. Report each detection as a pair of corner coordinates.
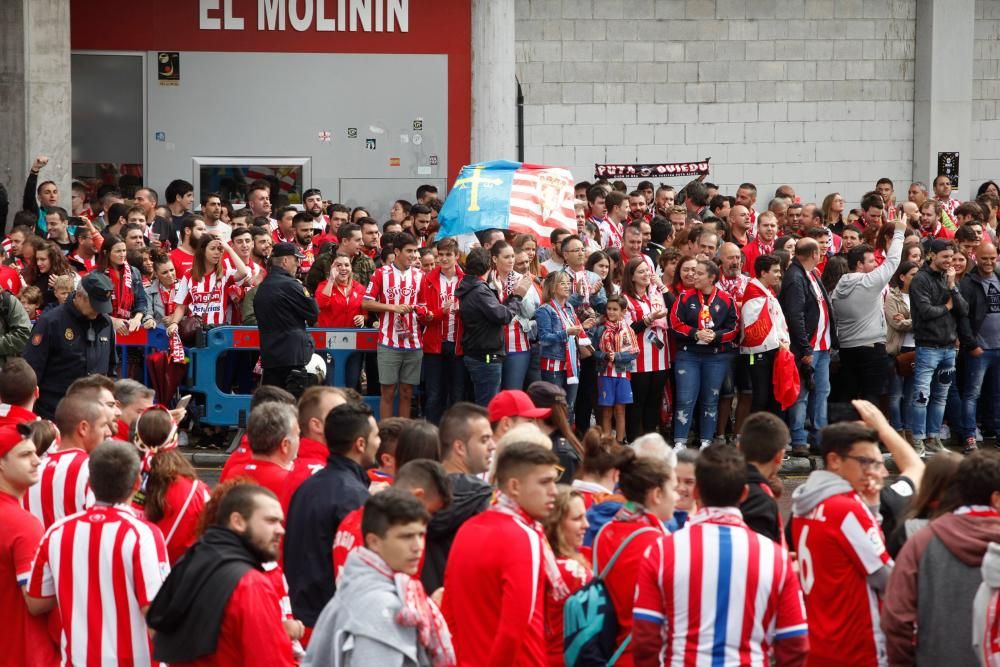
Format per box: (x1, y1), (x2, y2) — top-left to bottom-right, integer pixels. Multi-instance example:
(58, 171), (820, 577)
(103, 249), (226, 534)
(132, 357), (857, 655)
(958, 268), (1000, 350)
(455, 274), (523, 358)
(421, 473), (492, 593)
(254, 265), (319, 369)
(778, 258), (838, 360)
(23, 300), (117, 419)
(739, 465), (781, 544)
(284, 454), (369, 627)
(909, 263), (968, 347)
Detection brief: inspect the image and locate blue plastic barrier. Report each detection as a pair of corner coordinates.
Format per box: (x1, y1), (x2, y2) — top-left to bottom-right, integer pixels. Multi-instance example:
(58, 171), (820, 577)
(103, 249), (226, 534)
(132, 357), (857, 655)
(185, 326), (380, 427)
(116, 327), (170, 386)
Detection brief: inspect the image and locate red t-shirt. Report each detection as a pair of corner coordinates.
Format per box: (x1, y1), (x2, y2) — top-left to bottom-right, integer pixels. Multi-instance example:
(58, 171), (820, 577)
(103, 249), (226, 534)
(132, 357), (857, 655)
(154, 476), (210, 565)
(315, 279), (366, 328)
(218, 459), (291, 500)
(0, 404), (38, 427)
(443, 510), (548, 667)
(0, 492), (59, 667)
(220, 434), (252, 480)
(170, 248), (195, 277)
(279, 438), (328, 510)
(170, 569), (295, 667)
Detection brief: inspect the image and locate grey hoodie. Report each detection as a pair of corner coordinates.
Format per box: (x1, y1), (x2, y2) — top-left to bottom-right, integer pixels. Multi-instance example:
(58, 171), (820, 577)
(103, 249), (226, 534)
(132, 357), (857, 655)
(831, 227), (904, 347)
(973, 541), (1000, 665)
(791, 470), (892, 591)
(304, 550), (432, 667)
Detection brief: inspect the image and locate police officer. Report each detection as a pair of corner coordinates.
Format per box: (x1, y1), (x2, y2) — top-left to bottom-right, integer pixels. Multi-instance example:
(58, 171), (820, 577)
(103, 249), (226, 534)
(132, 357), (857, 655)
(23, 272), (117, 418)
(255, 242), (319, 396)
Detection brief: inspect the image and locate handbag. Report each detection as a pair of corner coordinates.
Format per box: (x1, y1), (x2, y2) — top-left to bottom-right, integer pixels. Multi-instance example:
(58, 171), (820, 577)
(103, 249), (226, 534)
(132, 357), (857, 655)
(177, 315), (204, 347)
(895, 350), (916, 378)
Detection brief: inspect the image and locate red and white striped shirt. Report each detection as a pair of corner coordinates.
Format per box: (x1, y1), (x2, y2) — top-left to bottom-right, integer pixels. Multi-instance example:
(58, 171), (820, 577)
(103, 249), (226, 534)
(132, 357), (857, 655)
(23, 448), (92, 530)
(493, 271), (531, 353)
(599, 218), (624, 249)
(28, 504), (169, 667)
(364, 263), (425, 349)
(174, 267), (240, 326)
(806, 270), (831, 351)
(625, 294), (669, 373)
(633, 507), (807, 667)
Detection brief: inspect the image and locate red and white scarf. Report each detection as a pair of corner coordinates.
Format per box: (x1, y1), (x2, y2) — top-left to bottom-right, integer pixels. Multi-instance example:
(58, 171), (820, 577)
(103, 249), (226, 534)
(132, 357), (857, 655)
(548, 300), (580, 383)
(355, 547), (456, 667)
(109, 264), (134, 319)
(757, 238), (775, 256)
(599, 319), (637, 374)
(492, 491), (571, 601)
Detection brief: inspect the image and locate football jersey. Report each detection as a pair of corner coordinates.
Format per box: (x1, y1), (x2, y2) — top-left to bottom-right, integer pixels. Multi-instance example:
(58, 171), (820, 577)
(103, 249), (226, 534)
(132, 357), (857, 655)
(625, 294), (669, 373)
(493, 271), (531, 353)
(169, 248), (195, 277)
(791, 490), (892, 667)
(28, 504), (169, 667)
(23, 448), (92, 529)
(633, 507), (807, 666)
(364, 263), (424, 350)
(218, 459), (291, 501)
(174, 267), (240, 326)
(332, 507), (363, 583)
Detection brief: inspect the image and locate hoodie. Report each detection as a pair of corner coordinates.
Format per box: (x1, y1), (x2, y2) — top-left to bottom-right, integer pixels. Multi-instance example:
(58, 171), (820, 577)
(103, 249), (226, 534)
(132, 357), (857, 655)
(973, 541), (1000, 666)
(831, 227), (903, 347)
(304, 550), (432, 667)
(420, 473), (492, 593)
(882, 511), (1000, 667)
(455, 275), (523, 358)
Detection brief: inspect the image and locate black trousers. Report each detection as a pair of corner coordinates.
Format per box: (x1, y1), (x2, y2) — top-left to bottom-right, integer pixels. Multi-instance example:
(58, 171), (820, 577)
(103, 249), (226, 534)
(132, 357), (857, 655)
(574, 356), (598, 434)
(838, 344), (888, 405)
(747, 349), (780, 413)
(261, 364), (308, 398)
(627, 370), (669, 442)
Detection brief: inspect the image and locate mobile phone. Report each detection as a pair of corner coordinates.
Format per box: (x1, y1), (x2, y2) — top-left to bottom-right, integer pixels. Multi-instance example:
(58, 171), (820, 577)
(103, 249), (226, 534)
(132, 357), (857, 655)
(175, 394), (192, 412)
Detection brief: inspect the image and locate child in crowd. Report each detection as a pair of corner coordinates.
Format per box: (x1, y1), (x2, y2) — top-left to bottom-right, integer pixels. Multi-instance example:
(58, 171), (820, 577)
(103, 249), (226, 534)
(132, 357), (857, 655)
(595, 295), (638, 443)
(52, 274), (75, 305)
(19, 285), (42, 322)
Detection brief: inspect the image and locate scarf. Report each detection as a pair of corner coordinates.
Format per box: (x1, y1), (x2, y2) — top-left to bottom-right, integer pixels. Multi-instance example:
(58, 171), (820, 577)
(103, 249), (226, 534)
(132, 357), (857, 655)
(492, 490), (572, 601)
(109, 264), (134, 318)
(717, 274), (747, 302)
(687, 506), (745, 528)
(955, 505), (1000, 517)
(549, 301), (580, 383)
(697, 288), (717, 330)
(612, 501), (669, 533)
(355, 547), (456, 667)
(158, 282), (186, 362)
(599, 319), (637, 372)
(757, 238), (775, 256)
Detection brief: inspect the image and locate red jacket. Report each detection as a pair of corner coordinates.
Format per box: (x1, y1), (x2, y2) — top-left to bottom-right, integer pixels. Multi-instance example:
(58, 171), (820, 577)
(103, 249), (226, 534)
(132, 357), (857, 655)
(314, 279), (366, 328)
(419, 266), (464, 355)
(443, 510), (547, 666)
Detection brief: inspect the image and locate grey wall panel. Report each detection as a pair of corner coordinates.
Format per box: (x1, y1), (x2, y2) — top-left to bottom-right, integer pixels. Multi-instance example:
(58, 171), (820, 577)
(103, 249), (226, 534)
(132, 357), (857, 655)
(71, 53), (143, 164)
(145, 51), (448, 221)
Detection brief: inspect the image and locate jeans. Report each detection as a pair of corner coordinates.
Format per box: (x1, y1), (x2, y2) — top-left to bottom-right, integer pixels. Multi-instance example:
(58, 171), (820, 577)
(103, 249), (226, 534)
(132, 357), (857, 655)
(788, 350), (831, 446)
(887, 349), (914, 431)
(423, 343), (465, 424)
(963, 349), (1000, 439)
(838, 344), (888, 404)
(673, 350), (735, 443)
(502, 351), (531, 390)
(911, 346), (956, 440)
(464, 356), (503, 407)
(541, 369), (579, 424)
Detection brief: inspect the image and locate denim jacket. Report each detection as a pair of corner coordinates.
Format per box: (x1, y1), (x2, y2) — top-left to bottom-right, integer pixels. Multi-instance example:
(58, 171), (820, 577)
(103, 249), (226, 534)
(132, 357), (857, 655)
(536, 300), (579, 361)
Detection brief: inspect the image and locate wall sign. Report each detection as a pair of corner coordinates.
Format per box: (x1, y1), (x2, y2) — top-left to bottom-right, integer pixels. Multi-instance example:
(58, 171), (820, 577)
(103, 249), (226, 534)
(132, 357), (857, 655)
(366, 138), (376, 150)
(157, 52), (180, 85)
(938, 152), (959, 188)
(198, 0), (409, 32)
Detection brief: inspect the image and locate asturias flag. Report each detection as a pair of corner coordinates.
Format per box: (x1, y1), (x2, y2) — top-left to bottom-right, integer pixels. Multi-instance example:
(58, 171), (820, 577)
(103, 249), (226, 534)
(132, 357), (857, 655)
(437, 160), (576, 247)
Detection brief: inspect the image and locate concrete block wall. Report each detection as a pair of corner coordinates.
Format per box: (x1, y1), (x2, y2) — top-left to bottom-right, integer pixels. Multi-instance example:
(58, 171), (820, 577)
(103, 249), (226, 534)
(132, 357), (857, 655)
(973, 0), (1000, 191)
(515, 0), (917, 206)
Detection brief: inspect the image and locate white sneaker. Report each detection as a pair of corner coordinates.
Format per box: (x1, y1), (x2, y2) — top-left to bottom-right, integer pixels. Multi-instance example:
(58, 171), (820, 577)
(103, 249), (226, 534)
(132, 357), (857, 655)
(699, 440), (712, 451)
(673, 441), (687, 453)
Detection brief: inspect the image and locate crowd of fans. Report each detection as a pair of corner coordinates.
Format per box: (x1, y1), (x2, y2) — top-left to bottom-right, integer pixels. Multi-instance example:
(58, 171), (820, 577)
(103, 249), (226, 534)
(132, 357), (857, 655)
(5, 158), (1000, 665)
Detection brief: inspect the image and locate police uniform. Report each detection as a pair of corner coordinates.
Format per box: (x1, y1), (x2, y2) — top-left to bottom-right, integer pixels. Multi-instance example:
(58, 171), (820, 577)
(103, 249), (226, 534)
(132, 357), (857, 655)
(23, 274), (118, 419)
(255, 243), (319, 394)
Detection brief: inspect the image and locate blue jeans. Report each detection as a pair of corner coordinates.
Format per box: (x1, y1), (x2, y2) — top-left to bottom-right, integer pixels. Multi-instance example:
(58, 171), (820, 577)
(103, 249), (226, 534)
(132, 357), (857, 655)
(465, 356), (503, 407)
(540, 369), (579, 424)
(502, 351), (531, 390)
(422, 342), (465, 424)
(673, 350), (735, 443)
(887, 353), (914, 431)
(787, 350), (831, 446)
(911, 346), (956, 440)
(963, 349), (1000, 439)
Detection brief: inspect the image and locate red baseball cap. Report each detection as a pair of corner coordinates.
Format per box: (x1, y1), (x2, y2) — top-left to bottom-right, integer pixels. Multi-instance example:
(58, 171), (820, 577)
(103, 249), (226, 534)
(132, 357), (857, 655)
(0, 265), (22, 295)
(0, 424), (27, 458)
(487, 390), (552, 422)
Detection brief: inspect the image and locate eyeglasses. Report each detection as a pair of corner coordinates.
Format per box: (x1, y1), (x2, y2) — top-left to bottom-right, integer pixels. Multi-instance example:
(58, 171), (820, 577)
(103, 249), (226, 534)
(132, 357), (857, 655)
(842, 454), (886, 471)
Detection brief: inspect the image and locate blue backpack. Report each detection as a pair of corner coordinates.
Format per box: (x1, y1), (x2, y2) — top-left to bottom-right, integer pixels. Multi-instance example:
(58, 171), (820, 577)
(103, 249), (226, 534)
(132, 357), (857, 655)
(563, 525), (659, 666)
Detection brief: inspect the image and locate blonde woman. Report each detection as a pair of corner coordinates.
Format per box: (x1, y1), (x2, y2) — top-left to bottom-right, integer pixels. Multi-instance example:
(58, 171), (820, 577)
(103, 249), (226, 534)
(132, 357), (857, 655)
(542, 486), (592, 667)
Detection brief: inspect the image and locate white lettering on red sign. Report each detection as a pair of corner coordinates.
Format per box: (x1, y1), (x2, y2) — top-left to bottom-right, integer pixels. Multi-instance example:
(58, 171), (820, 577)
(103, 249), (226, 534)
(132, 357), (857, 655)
(199, 0), (408, 32)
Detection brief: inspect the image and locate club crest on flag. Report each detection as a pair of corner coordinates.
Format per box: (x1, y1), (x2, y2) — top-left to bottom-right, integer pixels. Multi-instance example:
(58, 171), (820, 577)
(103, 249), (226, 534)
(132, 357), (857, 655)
(437, 160), (576, 247)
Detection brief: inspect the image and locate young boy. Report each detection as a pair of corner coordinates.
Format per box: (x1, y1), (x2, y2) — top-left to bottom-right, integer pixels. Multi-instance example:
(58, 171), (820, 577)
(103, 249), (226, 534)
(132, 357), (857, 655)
(596, 296), (638, 443)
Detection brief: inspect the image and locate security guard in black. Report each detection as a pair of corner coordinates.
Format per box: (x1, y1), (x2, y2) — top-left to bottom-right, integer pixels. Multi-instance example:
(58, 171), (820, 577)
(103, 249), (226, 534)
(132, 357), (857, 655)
(255, 243), (319, 390)
(24, 272), (118, 419)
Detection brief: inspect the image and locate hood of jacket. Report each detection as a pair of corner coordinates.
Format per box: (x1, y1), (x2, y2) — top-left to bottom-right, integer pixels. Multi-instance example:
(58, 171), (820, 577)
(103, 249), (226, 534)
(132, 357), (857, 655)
(791, 470), (854, 516)
(928, 512), (1000, 567)
(426, 474), (492, 539)
(981, 541), (1000, 587)
(454, 274), (488, 300)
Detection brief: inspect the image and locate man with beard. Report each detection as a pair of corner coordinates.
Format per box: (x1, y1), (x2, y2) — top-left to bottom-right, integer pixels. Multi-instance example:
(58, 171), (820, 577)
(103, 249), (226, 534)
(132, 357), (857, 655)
(292, 212), (316, 274)
(251, 226), (272, 270)
(201, 191), (231, 242)
(303, 188), (328, 234)
(147, 483), (295, 666)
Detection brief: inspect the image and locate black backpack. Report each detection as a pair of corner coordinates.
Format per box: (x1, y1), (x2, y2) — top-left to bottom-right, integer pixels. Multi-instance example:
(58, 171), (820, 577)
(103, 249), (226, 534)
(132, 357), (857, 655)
(563, 525), (658, 666)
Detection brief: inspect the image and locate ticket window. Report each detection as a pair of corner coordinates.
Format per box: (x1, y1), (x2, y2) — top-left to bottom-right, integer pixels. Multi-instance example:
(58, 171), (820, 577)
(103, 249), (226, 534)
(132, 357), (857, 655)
(193, 158), (311, 208)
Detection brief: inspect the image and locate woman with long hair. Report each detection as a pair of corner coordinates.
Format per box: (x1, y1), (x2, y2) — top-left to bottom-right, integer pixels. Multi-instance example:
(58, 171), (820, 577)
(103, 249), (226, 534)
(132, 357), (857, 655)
(96, 235), (153, 334)
(542, 486), (592, 667)
(669, 259), (739, 450)
(886, 260), (919, 444)
(490, 240), (538, 390)
(821, 192), (846, 234)
(585, 250), (615, 298)
(592, 450), (676, 665)
(537, 271), (595, 424)
(658, 247), (681, 287)
(512, 233), (542, 278)
(393, 420), (440, 471)
(886, 451), (961, 557)
(821, 255), (849, 295)
(622, 256), (670, 442)
(133, 406), (210, 564)
(166, 233), (249, 332)
(29, 239), (77, 309)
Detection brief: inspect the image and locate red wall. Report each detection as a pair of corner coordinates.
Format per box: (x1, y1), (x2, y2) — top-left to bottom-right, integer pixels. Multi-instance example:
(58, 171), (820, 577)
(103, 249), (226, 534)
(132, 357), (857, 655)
(70, 0), (471, 180)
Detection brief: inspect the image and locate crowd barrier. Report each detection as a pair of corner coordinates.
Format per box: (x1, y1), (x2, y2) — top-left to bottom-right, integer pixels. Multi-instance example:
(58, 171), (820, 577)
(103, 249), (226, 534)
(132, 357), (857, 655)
(115, 327), (170, 386)
(185, 326), (380, 427)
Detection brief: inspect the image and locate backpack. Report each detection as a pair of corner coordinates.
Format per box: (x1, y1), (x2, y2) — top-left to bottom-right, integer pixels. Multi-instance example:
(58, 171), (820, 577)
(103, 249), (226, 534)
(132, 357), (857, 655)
(563, 525), (659, 666)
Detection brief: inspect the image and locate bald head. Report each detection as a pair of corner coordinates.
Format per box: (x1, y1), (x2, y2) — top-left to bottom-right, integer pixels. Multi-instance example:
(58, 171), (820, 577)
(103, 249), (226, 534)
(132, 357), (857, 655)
(719, 242), (743, 277)
(976, 242), (999, 277)
(728, 205), (750, 231)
